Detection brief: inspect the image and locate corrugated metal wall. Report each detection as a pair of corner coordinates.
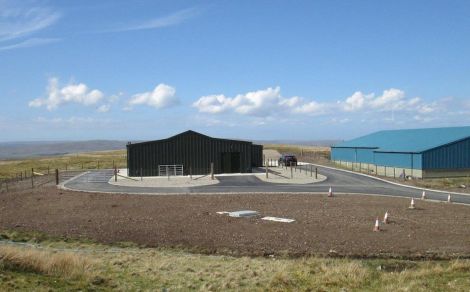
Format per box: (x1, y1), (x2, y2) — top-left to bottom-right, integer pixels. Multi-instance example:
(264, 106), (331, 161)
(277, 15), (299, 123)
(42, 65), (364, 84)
(332, 147), (422, 169)
(251, 144), (263, 167)
(423, 138), (470, 169)
(127, 131), (261, 176)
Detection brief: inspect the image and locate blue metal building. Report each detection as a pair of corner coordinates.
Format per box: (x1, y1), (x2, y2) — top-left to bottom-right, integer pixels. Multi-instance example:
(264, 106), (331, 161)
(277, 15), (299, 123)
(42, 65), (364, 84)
(331, 126), (470, 178)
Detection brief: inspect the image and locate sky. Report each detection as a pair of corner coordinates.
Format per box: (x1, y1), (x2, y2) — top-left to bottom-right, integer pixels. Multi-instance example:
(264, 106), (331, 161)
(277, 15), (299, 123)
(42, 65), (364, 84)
(1, 0), (470, 142)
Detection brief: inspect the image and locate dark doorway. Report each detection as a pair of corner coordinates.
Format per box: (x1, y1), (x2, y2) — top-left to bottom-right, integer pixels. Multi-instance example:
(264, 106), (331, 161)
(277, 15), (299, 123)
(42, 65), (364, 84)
(221, 152), (241, 173)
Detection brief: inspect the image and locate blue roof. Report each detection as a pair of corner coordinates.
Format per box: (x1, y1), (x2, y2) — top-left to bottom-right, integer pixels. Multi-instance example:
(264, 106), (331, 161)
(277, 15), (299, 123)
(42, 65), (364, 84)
(333, 126), (470, 153)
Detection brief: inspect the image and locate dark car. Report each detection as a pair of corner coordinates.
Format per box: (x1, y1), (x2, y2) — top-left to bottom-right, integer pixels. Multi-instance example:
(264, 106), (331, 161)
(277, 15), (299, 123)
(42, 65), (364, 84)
(279, 154), (298, 166)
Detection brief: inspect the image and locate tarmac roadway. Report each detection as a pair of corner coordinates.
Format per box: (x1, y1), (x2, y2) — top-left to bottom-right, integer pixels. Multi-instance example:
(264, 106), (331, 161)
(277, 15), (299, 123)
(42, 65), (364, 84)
(62, 164), (470, 205)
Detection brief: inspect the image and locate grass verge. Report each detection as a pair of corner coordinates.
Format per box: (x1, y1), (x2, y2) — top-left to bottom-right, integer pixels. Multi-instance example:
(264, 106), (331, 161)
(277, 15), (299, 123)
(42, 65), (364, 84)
(1, 229), (470, 291)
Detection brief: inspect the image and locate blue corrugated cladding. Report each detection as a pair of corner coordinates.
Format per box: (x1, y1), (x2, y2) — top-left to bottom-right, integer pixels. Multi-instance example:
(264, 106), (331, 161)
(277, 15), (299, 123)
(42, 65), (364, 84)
(423, 138), (470, 169)
(375, 152), (422, 169)
(331, 147), (423, 169)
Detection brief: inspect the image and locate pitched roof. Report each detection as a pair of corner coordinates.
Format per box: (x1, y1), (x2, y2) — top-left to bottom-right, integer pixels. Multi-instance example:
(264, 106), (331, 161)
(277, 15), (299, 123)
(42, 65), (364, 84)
(333, 126), (470, 153)
(128, 130), (252, 146)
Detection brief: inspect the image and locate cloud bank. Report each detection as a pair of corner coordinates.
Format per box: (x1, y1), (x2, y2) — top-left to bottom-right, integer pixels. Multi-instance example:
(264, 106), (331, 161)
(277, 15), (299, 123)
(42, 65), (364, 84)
(29, 78), (104, 110)
(127, 84), (179, 109)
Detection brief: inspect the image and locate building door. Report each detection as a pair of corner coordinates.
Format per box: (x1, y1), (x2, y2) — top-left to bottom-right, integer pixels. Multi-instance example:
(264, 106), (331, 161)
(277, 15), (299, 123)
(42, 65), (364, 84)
(221, 152), (241, 173)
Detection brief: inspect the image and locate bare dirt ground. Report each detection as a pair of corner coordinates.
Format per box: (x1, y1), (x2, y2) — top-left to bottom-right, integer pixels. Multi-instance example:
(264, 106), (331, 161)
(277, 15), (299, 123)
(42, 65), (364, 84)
(1, 186), (470, 259)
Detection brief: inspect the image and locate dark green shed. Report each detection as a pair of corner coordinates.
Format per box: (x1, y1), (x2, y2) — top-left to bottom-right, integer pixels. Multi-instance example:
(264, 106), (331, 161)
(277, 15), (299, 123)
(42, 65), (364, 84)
(127, 130), (263, 176)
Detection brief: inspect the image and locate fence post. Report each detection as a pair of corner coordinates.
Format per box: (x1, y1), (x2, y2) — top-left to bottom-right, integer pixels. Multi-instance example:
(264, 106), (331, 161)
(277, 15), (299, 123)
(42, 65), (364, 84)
(211, 162), (214, 180)
(55, 169), (59, 185)
(266, 161), (268, 179)
(114, 166), (117, 182)
(31, 168), (34, 189)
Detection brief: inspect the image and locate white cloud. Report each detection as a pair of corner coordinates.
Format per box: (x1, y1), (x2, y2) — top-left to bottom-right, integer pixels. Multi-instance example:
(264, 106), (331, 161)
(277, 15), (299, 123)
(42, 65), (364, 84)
(97, 104), (110, 113)
(0, 37), (60, 51)
(128, 83), (178, 109)
(193, 86), (326, 117)
(0, 1), (60, 41)
(340, 88), (434, 113)
(29, 78), (104, 110)
(104, 7), (200, 33)
(343, 91), (371, 111)
(292, 101), (326, 114)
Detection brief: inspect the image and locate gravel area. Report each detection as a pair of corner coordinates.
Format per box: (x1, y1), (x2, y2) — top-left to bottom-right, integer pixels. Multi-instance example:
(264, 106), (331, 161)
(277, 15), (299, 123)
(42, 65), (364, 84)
(2, 186), (470, 259)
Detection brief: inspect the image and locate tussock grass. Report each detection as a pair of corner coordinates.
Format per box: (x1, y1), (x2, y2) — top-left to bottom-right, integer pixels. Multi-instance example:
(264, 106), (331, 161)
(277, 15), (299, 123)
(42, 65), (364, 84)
(1, 240), (470, 291)
(0, 246), (95, 279)
(0, 149), (126, 179)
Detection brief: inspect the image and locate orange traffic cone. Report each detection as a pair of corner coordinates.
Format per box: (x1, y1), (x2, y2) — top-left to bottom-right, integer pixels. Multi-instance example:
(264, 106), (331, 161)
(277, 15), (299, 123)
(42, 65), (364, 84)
(447, 194), (452, 203)
(409, 198), (415, 209)
(421, 191), (426, 200)
(328, 186), (333, 197)
(383, 211), (389, 224)
(373, 217), (380, 232)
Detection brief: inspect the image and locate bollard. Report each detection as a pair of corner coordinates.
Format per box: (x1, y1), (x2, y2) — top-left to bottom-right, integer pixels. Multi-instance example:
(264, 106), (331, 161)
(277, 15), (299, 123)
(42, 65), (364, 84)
(211, 162), (214, 180)
(290, 164), (293, 179)
(315, 167), (318, 179)
(141, 168), (143, 181)
(55, 169), (59, 185)
(190, 166), (192, 180)
(114, 166), (117, 182)
(266, 162), (268, 179)
(167, 166), (170, 181)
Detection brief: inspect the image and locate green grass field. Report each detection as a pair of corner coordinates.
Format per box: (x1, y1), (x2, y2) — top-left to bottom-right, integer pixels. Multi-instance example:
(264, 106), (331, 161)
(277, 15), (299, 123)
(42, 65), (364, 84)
(1, 230), (470, 291)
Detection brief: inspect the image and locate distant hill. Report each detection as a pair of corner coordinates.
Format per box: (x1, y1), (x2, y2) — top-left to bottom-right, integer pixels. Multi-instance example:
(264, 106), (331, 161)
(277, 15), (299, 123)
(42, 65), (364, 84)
(0, 140), (127, 160)
(254, 140), (340, 147)
(0, 139), (339, 160)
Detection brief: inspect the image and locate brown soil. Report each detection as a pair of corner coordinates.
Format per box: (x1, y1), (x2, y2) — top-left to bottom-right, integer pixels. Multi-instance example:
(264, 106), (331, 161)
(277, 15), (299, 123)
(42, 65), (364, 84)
(1, 187), (470, 259)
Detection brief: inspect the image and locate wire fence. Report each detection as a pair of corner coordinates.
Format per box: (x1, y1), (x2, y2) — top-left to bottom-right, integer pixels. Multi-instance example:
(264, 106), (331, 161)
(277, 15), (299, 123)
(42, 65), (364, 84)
(0, 169), (91, 194)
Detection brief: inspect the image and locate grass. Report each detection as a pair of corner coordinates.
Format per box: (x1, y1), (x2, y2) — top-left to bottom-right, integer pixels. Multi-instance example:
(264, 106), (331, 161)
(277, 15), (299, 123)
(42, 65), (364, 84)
(0, 150), (126, 179)
(1, 230), (470, 291)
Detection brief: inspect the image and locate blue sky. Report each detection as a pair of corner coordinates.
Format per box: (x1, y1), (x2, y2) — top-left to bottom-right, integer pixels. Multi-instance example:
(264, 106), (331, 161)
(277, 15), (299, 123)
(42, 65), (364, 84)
(1, 0), (470, 142)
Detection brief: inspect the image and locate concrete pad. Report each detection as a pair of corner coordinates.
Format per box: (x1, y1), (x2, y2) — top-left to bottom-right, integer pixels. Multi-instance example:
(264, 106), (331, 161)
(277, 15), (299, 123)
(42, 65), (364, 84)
(262, 216), (295, 223)
(109, 169), (219, 188)
(228, 210), (259, 218)
(256, 166), (327, 184)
